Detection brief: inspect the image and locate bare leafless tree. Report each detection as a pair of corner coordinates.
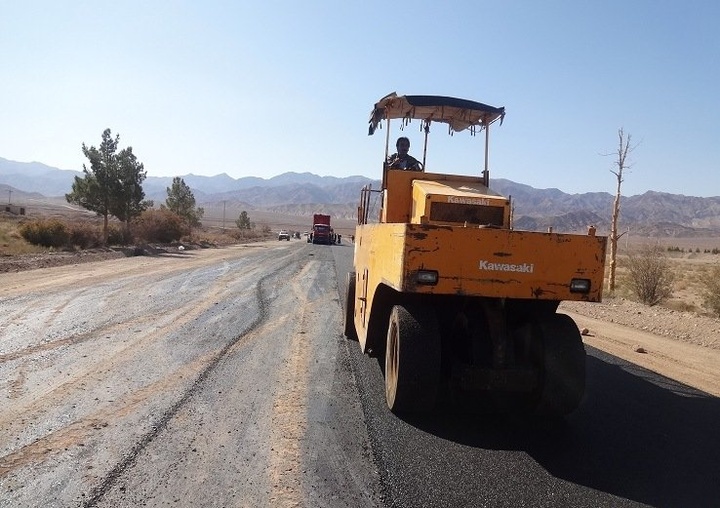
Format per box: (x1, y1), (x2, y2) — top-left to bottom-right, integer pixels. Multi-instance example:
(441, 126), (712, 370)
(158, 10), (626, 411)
(604, 128), (637, 293)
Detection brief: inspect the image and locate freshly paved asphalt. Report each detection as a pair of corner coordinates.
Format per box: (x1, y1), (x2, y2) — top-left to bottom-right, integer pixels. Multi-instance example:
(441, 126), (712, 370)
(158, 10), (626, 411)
(333, 243), (720, 508)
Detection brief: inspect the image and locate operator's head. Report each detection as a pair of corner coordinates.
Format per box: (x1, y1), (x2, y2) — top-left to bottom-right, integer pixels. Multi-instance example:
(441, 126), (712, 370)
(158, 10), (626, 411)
(396, 136), (410, 156)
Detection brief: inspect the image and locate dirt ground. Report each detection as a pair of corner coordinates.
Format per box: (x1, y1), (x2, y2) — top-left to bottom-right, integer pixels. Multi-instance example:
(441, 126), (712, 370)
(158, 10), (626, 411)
(561, 299), (720, 397)
(3, 247), (719, 400)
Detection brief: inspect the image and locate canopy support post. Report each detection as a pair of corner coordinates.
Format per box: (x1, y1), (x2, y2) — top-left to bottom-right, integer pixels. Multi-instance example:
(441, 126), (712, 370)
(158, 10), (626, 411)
(483, 122), (490, 187)
(382, 118), (391, 190)
(422, 120), (430, 171)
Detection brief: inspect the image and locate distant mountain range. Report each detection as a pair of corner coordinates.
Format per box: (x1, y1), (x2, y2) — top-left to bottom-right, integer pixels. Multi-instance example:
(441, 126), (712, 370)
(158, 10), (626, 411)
(2, 156), (720, 237)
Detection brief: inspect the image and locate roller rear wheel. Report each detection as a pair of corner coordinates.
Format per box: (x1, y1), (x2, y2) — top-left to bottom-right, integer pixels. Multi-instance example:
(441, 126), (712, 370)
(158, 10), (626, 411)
(385, 303), (441, 414)
(343, 272), (357, 341)
(534, 313), (586, 416)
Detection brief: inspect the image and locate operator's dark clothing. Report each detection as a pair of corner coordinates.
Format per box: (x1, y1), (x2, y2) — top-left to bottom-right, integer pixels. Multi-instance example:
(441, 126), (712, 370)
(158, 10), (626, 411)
(387, 153), (422, 171)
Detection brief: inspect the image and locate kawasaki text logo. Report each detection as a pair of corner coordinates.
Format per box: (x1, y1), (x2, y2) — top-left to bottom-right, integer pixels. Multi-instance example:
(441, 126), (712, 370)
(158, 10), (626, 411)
(479, 260), (534, 273)
(448, 196), (491, 206)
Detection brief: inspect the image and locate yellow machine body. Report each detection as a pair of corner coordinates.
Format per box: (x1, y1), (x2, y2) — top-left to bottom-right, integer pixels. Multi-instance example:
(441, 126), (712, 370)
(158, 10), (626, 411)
(352, 169), (606, 352)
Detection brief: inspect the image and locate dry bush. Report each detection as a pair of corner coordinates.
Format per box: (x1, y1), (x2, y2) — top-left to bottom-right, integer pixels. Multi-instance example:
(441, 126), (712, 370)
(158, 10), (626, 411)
(133, 209), (187, 243)
(18, 219), (70, 248)
(229, 228), (266, 241)
(193, 229), (243, 247)
(626, 244), (675, 306)
(701, 265), (720, 317)
(0, 218), (45, 255)
(107, 225), (133, 246)
(68, 222), (103, 249)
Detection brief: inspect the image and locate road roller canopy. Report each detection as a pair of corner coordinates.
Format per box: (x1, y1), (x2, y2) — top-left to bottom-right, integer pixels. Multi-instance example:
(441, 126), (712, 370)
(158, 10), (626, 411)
(369, 92), (506, 186)
(368, 92), (505, 136)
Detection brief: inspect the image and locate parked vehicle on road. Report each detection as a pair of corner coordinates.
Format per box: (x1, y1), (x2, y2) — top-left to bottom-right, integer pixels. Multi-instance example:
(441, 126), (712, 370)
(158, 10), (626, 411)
(311, 214), (333, 245)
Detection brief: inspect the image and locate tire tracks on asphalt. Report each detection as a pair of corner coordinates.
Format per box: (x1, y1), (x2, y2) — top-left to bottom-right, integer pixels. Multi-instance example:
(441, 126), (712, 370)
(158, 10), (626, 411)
(79, 248), (305, 507)
(1, 247), (292, 460)
(0, 263), (262, 428)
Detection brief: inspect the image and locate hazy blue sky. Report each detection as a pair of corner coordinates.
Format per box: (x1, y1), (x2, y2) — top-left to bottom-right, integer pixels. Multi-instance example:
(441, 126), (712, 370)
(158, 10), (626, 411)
(2, 1), (718, 197)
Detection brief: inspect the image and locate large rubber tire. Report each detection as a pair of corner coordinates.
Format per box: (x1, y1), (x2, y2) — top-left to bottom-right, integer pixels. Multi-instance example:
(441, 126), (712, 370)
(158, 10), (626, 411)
(385, 303), (441, 414)
(344, 272), (358, 341)
(534, 313), (586, 416)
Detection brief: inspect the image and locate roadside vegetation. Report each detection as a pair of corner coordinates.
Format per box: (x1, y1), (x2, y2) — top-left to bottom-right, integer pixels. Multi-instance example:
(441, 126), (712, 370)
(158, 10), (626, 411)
(598, 128), (720, 318)
(4, 127), (273, 255)
(2, 210), (274, 257)
(609, 242), (720, 318)
(66, 128), (150, 244)
(0, 218), (46, 255)
(625, 244), (675, 306)
(1, 128), (275, 253)
(163, 177), (204, 235)
(701, 265), (720, 317)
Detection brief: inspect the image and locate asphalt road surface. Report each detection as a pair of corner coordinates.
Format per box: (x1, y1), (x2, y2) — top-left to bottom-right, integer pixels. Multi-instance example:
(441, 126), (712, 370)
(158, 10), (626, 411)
(2, 240), (719, 507)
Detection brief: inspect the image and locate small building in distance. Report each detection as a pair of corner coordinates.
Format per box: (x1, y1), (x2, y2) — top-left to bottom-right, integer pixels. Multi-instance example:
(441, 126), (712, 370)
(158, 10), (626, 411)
(4, 204), (26, 215)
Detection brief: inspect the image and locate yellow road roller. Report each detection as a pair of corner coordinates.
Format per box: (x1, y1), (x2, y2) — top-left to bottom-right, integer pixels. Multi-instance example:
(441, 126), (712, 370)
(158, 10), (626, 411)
(344, 93), (607, 416)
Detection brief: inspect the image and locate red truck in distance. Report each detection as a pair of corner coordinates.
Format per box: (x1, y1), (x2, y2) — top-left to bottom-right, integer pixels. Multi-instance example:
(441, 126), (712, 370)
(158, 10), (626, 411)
(310, 214), (333, 245)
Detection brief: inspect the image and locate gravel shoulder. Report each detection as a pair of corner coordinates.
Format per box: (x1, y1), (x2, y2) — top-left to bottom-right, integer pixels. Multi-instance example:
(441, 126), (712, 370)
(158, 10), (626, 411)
(560, 298), (720, 397)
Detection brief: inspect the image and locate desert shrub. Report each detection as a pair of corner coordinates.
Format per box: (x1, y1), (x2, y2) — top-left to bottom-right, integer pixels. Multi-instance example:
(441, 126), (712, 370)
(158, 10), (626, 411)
(626, 244), (675, 306)
(229, 228), (265, 241)
(107, 225), (133, 246)
(68, 222), (102, 249)
(0, 219), (45, 255)
(194, 228), (240, 247)
(701, 265), (720, 317)
(18, 219), (70, 248)
(133, 209), (187, 243)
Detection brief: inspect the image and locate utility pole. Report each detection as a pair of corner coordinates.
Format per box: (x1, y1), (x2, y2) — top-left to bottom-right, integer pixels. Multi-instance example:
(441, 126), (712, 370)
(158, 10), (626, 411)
(222, 200), (226, 229)
(7, 189), (11, 204)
